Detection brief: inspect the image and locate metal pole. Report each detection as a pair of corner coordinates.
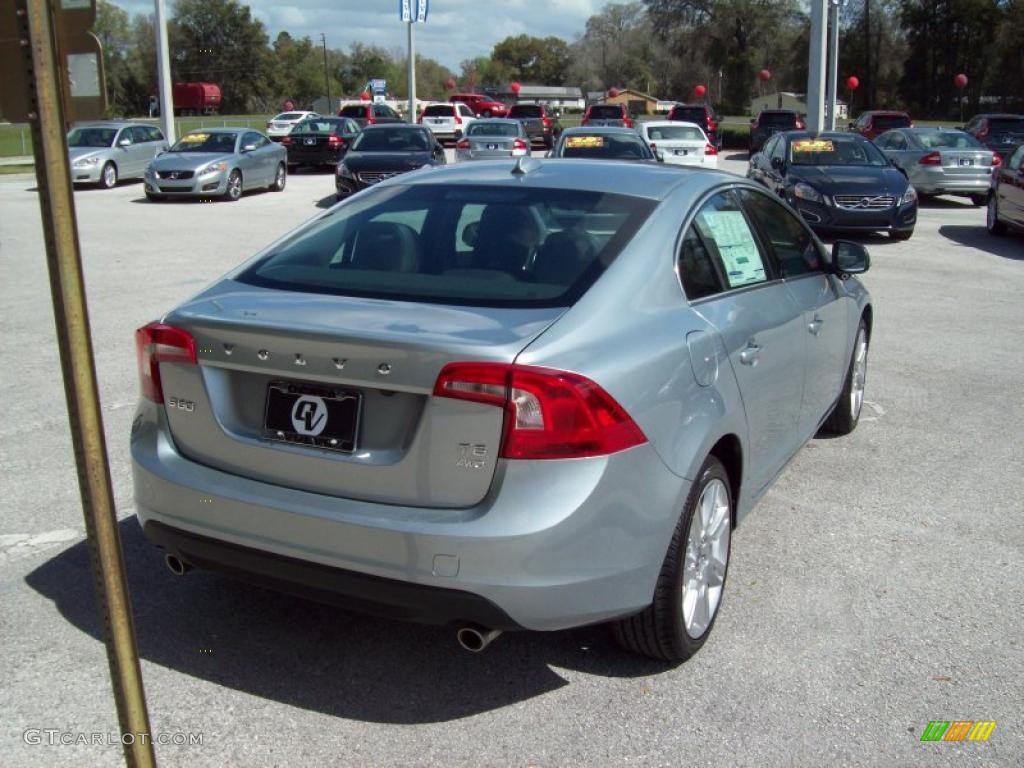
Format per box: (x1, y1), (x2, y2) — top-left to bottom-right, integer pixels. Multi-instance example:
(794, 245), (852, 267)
(806, 0), (828, 133)
(826, 0), (840, 130)
(406, 21), (416, 122)
(154, 0), (174, 142)
(320, 33), (330, 113)
(20, 1), (156, 766)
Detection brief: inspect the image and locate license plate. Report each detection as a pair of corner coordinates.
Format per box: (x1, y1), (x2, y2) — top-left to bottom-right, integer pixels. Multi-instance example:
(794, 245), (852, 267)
(958, 158), (973, 166)
(304, 138), (316, 145)
(675, 149), (689, 156)
(263, 382), (360, 453)
(487, 143), (499, 150)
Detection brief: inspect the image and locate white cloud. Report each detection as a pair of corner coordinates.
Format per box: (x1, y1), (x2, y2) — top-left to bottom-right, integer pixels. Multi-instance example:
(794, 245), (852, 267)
(110, 0), (604, 69)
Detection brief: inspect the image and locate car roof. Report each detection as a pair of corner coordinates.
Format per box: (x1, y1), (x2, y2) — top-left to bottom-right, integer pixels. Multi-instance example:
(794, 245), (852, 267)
(468, 118), (521, 125)
(865, 110), (910, 116)
(396, 158), (731, 202)
(642, 120), (703, 130)
(782, 131), (870, 141)
(360, 123), (426, 131)
(183, 127), (248, 135)
(74, 121), (144, 127)
(975, 113), (1024, 119)
(759, 109), (799, 114)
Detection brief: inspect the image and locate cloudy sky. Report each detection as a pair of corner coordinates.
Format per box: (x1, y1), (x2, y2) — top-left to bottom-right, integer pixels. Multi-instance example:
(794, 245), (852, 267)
(112, 0), (605, 70)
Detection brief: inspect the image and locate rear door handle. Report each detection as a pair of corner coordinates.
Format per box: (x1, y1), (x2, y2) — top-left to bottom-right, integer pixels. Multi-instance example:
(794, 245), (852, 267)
(739, 341), (762, 366)
(808, 315), (823, 336)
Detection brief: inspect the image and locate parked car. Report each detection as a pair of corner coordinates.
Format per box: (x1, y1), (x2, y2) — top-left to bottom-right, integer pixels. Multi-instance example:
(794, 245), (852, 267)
(131, 158), (872, 662)
(986, 143), (1024, 236)
(455, 119), (530, 161)
(667, 103), (722, 150)
(874, 127), (999, 205)
(550, 126), (657, 162)
(748, 131), (917, 239)
(335, 124), (445, 199)
(848, 110), (912, 140)
(419, 102), (477, 143)
(337, 102), (404, 128)
(266, 111), (320, 141)
(143, 128), (287, 202)
(749, 110), (805, 153)
(449, 93), (508, 118)
(282, 117), (361, 169)
(640, 121), (717, 168)
(506, 103), (562, 149)
(68, 122), (169, 188)
(581, 103), (634, 128)
(963, 114), (1024, 161)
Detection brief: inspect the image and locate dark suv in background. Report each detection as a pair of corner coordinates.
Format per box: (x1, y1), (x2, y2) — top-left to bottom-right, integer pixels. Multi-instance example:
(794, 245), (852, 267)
(667, 103), (721, 150)
(749, 109), (804, 153)
(963, 114), (1024, 160)
(581, 103), (634, 128)
(506, 103), (562, 148)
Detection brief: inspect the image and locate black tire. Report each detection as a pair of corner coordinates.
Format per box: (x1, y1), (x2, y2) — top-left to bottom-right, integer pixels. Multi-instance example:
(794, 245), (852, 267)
(224, 170), (242, 201)
(270, 162), (286, 192)
(969, 193), (987, 207)
(482, 109), (492, 118)
(145, 192), (164, 202)
(890, 227), (914, 241)
(613, 455), (732, 662)
(544, 135), (554, 150)
(987, 194), (1007, 235)
(822, 319), (868, 436)
(99, 162), (118, 189)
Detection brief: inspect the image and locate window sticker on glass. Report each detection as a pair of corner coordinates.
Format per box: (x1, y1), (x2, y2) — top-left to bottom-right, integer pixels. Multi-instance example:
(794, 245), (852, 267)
(792, 139), (834, 153)
(565, 135), (605, 149)
(698, 211), (766, 288)
(181, 133), (210, 143)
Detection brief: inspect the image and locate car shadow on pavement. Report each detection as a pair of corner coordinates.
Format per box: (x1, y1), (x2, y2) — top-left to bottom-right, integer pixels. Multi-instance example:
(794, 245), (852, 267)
(917, 195), (977, 210)
(316, 194), (339, 209)
(722, 152), (749, 162)
(939, 224), (1024, 260)
(25, 518), (674, 724)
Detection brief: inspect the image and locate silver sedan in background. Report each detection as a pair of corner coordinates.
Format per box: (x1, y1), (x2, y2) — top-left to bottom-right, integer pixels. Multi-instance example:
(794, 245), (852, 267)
(874, 127), (998, 205)
(68, 121), (168, 188)
(144, 128), (287, 202)
(455, 119), (531, 161)
(131, 160), (871, 661)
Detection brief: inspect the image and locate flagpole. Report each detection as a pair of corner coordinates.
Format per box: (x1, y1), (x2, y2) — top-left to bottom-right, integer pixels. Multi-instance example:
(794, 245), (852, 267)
(407, 20), (415, 122)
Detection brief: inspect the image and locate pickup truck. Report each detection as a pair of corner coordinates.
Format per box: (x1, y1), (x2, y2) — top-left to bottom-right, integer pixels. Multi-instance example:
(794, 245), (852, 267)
(506, 104), (562, 148)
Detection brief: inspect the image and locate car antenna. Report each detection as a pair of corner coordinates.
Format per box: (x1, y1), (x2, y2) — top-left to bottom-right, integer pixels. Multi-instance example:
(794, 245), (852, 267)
(511, 156), (539, 176)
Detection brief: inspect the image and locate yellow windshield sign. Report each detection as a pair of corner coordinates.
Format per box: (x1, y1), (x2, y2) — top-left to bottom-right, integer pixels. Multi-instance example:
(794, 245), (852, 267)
(792, 139), (834, 153)
(565, 135), (605, 149)
(181, 132), (210, 143)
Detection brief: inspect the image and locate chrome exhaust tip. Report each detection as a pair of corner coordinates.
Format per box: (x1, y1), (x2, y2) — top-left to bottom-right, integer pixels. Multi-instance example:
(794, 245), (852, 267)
(455, 624), (502, 653)
(164, 553), (192, 576)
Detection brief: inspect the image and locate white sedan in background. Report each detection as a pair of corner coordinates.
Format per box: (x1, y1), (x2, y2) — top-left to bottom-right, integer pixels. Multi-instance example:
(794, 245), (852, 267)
(641, 120), (718, 168)
(266, 111), (320, 141)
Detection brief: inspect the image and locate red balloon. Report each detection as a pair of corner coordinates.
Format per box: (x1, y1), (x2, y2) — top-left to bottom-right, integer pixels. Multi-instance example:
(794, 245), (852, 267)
(694, 84), (706, 98)
(954, 73), (968, 89)
(758, 69), (772, 82)
(360, 90), (370, 101)
(445, 78), (456, 91)
(607, 87), (620, 98)
(846, 76), (860, 90)
(510, 82), (521, 95)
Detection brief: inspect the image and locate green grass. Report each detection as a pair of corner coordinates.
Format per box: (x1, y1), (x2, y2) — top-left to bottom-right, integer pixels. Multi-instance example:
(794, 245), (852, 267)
(0, 164), (34, 174)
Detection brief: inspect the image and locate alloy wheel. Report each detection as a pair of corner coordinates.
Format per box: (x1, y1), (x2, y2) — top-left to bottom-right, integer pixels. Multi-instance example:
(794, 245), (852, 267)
(682, 478), (730, 639)
(850, 327), (868, 420)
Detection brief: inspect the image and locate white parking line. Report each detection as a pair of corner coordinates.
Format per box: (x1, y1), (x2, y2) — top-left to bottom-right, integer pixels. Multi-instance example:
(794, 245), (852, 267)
(0, 529), (80, 564)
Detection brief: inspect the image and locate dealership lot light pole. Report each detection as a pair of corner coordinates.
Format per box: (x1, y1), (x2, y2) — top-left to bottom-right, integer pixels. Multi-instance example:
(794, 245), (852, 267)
(806, 0), (828, 132)
(154, 0), (174, 142)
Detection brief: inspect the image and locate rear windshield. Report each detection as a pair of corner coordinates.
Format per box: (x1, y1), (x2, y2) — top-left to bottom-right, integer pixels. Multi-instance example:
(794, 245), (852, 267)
(236, 185), (656, 308)
(275, 113), (305, 121)
(646, 125), (704, 141)
(339, 105), (368, 117)
(422, 105), (455, 117)
(558, 133), (653, 160)
(351, 129), (431, 152)
(916, 131), (981, 149)
(509, 105), (542, 118)
(789, 137), (886, 166)
(295, 119), (348, 134)
(588, 105), (624, 119)
(873, 114), (911, 129)
(760, 112), (798, 126)
(467, 122), (520, 137)
(987, 118), (1024, 136)
(670, 107), (706, 123)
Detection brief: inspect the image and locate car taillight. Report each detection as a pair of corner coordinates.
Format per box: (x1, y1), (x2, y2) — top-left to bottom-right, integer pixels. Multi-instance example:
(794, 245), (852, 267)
(623, 116), (633, 128)
(795, 120), (804, 129)
(328, 135), (343, 146)
(280, 136), (292, 145)
(454, 113), (462, 125)
(542, 115), (551, 128)
(649, 142), (657, 152)
(135, 322), (196, 403)
(456, 138), (470, 150)
(977, 120), (989, 138)
(433, 362), (647, 460)
(512, 138), (528, 150)
(707, 118), (716, 132)
(367, 116), (375, 125)
(705, 143), (718, 156)
(991, 153), (1002, 167)
(918, 152), (942, 166)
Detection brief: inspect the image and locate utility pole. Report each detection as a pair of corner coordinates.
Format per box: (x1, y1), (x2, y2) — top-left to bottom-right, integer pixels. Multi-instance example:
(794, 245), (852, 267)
(407, 21), (416, 122)
(154, 0), (174, 142)
(826, 0), (840, 129)
(320, 33), (331, 113)
(806, 0), (828, 132)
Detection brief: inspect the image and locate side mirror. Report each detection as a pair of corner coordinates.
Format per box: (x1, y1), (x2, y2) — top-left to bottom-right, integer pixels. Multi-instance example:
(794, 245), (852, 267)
(770, 156), (785, 172)
(241, 143), (257, 152)
(832, 240), (870, 276)
(118, 138), (131, 147)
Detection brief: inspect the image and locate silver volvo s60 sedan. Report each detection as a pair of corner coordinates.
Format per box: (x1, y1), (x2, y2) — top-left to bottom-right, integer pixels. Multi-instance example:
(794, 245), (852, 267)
(132, 158), (872, 660)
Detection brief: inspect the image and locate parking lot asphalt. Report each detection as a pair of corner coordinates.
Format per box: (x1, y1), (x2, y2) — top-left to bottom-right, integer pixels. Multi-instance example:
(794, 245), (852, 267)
(1, 153), (1022, 767)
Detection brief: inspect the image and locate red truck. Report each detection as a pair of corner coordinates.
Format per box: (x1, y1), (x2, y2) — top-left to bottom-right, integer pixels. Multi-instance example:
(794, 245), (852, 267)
(156, 82), (222, 116)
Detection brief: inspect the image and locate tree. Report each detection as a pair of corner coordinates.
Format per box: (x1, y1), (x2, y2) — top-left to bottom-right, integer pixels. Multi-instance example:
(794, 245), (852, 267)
(94, 1), (134, 114)
(491, 35), (573, 85)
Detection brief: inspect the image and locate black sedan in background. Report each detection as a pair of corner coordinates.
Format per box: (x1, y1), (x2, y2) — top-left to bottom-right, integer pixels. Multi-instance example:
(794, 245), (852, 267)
(282, 117), (360, 170)
(963, 114), (1024, 160)
(748, 131), (917, 240)
(335, 124), (446, 200)
(549, 127), (658, 162)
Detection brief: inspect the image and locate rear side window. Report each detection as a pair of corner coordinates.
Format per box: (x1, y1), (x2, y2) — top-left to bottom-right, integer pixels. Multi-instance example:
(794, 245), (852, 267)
(737, 189), (821, 278)
(759, 112), (798, 127)
(236, 185), (656, 308)
(559, 134), (652, 159)
(646, 125), (704, 141)
(671, 107), (707, 124)
(988, 117), (1024, 135)
(339, 105), (367, 118)
(588, 105), (624, 119)
(467, 122), (519, 137)
(682, 192), (769, 292)
(873, 114), (911, 130)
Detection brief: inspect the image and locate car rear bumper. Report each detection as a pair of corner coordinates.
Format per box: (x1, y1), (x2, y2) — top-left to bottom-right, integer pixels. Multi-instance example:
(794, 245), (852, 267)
(662, 154), (717, 168)
(287, 148), (344, 166)
(131, 404), (688, 631)
(909, 167), (994, 195)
